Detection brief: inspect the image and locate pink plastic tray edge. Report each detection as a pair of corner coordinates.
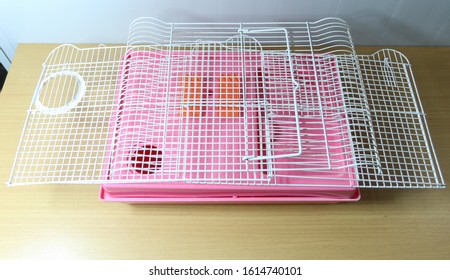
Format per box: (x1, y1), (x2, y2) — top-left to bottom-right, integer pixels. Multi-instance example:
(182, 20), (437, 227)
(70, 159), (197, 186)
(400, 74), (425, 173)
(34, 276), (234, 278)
(99, 186), (361, 204)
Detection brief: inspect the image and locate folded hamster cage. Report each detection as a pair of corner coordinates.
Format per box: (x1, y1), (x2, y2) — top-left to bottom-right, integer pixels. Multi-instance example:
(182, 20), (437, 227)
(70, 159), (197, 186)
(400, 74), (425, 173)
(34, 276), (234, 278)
(8, 18), (445, 203)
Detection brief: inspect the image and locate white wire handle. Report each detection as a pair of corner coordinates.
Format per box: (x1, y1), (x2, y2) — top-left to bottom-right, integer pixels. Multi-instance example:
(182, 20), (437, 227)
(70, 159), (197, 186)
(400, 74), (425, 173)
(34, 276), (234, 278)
(35, 71), (86, 115)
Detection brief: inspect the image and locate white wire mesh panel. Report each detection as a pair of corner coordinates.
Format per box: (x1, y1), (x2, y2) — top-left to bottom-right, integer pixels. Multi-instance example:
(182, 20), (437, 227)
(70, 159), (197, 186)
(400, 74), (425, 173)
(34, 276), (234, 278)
(8, 17), (444, 189)
(9, 45), (126, 185)
(357, 50), (445, 188)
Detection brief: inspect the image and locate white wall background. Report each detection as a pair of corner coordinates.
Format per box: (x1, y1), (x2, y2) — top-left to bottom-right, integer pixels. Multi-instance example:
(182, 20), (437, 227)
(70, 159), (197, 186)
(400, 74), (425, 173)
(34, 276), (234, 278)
(1, 0), (450, 63)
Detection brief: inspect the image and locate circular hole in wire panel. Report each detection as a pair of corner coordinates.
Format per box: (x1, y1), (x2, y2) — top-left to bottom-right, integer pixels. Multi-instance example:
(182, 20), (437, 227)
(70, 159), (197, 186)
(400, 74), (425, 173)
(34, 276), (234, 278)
(35, 71), (86, 114)
(129, 145), (163, 175)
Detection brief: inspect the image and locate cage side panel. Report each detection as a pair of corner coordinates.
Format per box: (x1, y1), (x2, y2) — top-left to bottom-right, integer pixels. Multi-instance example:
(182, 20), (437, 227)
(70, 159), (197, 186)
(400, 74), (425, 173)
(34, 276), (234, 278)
(9, 45), (127, 185)
(128, 18), (355, 55)
(356, 49), (445, 188)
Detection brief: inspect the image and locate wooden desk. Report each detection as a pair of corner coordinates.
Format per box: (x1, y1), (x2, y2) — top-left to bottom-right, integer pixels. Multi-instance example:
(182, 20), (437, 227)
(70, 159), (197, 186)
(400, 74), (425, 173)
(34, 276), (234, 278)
(0, 44), (448, 259)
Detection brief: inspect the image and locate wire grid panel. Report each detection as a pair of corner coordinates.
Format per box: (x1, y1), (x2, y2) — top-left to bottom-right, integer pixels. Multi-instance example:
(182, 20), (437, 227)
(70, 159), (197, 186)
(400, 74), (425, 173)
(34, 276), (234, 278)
(9, 45), (127, 185)
(105, 44), (358, 187)
(128, 17), (356, 55)
(266, 53), (358, 187)
(357, 49), (445, 188)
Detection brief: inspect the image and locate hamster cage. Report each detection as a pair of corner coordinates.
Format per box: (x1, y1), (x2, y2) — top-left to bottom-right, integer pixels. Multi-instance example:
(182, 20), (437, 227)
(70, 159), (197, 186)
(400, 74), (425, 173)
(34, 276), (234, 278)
(8, 18), (445, 203)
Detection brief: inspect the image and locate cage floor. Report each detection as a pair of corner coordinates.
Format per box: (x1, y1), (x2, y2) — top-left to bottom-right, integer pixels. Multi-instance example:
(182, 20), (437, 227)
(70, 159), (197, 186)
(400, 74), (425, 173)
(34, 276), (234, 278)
(103, 49), (357, 195)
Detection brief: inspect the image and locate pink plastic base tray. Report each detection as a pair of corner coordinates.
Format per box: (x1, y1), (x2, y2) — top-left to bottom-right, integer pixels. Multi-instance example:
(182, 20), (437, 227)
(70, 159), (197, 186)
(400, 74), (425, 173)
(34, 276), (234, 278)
(99, 184), (360, 203)
(100, 50), (360, 203)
